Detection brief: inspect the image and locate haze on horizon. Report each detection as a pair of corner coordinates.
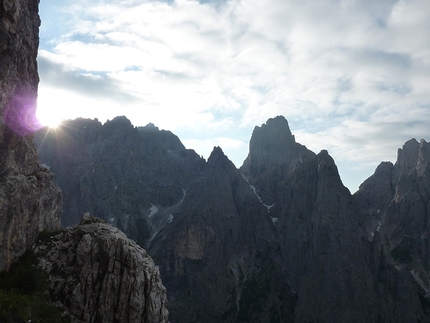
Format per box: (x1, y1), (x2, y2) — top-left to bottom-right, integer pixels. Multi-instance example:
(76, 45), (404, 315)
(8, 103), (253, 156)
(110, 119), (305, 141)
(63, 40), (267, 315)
(36, 0), (430, 192)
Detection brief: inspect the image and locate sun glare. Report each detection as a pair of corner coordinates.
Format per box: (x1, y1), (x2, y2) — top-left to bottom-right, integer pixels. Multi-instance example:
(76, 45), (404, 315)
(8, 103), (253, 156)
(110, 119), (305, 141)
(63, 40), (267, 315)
(36, 109), (62, 128)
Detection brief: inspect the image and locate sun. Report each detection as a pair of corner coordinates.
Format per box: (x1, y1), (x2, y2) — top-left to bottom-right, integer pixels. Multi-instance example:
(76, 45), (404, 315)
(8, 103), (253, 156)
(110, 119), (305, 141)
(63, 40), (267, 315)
(36, 108), (62, 129)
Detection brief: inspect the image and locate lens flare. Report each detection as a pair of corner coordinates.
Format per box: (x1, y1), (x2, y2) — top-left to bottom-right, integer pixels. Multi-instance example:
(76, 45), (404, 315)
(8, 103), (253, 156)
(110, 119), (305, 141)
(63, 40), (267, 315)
(36, 109), (62, 128)
(4, 94), (43, 136)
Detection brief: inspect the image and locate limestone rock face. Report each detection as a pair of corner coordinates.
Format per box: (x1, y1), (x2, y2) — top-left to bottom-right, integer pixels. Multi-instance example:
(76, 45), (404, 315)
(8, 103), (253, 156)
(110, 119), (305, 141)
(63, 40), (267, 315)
(0, 0), (62, 272)
(357, 139), (430, 245)
(35, 114), (430, 322)
(354, 161), (394, 240)
(34, 117), (205, 246)
(241, 115), (315, 207)
(356, 139), (430, 309)
(242, 121), (428, 322)
(148, 146), (296, 322)
(36, 119), (297, 322)
(35, 213), (169, 323)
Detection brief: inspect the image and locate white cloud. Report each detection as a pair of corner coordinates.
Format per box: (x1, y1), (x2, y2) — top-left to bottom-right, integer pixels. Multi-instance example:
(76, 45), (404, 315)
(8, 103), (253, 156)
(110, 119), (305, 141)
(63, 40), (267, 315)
(37, 0), (430, 191)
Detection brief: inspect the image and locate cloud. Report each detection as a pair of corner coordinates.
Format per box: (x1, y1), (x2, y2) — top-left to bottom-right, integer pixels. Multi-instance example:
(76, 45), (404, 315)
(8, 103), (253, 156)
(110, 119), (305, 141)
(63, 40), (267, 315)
(38, 53), (138, 103)
(37, 0), (430, 191)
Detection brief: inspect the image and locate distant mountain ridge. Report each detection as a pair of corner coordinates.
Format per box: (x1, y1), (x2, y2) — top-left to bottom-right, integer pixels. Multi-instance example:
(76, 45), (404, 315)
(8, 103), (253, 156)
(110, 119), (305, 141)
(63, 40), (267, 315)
(35, 115), (430, 322)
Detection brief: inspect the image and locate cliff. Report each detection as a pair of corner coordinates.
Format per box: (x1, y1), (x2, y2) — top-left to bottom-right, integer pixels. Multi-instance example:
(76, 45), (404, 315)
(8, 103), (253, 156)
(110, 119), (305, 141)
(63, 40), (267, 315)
(0, 0), (62, 272)
(0, 2), (169, 322)
(35, 117), (206, 245)
(148, 146), (296, 321)
(356, 138), (430, 315)
(241, 117), (427, 322)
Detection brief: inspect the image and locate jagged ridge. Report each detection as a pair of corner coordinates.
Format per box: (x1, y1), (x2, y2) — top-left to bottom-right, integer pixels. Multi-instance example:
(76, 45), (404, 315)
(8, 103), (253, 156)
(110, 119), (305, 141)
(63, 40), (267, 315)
(35, 114), (430, 322)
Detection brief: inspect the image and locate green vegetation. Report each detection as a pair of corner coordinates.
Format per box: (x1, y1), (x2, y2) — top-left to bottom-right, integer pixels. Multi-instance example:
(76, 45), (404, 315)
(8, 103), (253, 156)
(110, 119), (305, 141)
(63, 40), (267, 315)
(37, 229), (63, 244)
(0, 250), (71, 323)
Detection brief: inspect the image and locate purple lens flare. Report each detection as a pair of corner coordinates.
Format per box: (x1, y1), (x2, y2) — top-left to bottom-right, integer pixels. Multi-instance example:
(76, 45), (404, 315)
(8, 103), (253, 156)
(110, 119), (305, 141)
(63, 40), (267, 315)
(4, 94), (44, 136)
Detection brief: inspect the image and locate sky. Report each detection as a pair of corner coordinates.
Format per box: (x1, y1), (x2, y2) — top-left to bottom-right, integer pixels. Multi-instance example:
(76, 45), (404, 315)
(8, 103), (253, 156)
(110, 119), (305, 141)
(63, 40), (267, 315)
(36, 0), (430, 193)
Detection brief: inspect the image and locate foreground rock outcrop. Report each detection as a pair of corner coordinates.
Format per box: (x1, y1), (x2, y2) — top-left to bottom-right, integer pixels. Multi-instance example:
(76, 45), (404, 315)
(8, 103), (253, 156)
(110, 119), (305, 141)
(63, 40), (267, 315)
(0, 0), (62, 272)
(35, 213), (169, 323)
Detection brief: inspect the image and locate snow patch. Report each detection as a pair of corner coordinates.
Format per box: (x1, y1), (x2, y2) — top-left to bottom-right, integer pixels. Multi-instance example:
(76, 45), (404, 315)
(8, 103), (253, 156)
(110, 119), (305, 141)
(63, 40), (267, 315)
(369, 221), (382, 241)
(271, 217), (278, 225)
(249, 185), (263, 203)
(114, 185), (117, 190)
(242, 172), (273, 213)
(168, 214), (174, 223)
(179, 189), (186, 204)
(148, 204), (158, 217)
(110, 218), (115, 222)
(264, 203), (275, 211)
(241, 173), (249, 182)
(376, 221), (382, 232)
(150, 231), (158, 241)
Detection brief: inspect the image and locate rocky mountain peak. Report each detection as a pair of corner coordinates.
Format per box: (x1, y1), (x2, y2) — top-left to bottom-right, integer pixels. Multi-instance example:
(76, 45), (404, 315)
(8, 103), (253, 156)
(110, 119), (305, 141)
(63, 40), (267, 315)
(241, 115), (314, 174)
(257, 115), (295, 141)
(356, 161), (394, 202)
(105, 115), (133, 127)
(101, 115), (135, 139)
(396, 138), (430, 177)
(207, 146), (235, 170)
(354, 161), (394, 225)
(243, 116), (295, 168)
(240, 115), (316, 205)
(140, 122), (159, 132)
(374, 161), (395, 176)
(316, 149), (349, 194)
(137, 122), (186, 152)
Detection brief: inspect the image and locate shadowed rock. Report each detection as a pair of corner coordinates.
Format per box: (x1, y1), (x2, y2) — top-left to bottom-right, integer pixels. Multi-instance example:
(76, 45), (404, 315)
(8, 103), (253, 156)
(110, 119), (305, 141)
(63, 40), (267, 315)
(0, 0), (62, 272)
(357, 139), (430, 313)
(34, 112), (430, 322)
(35, 213), (169, 323)
(34, 117), (206, 247)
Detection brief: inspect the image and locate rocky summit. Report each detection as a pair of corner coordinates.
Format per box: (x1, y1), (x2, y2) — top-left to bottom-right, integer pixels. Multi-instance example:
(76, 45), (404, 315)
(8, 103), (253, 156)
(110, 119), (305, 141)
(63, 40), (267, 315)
(35, 114), (430, 322)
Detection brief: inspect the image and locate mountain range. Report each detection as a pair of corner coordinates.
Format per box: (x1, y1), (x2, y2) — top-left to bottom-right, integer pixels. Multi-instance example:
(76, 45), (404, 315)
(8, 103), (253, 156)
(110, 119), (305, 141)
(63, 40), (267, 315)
(35, 115), (430, 322)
